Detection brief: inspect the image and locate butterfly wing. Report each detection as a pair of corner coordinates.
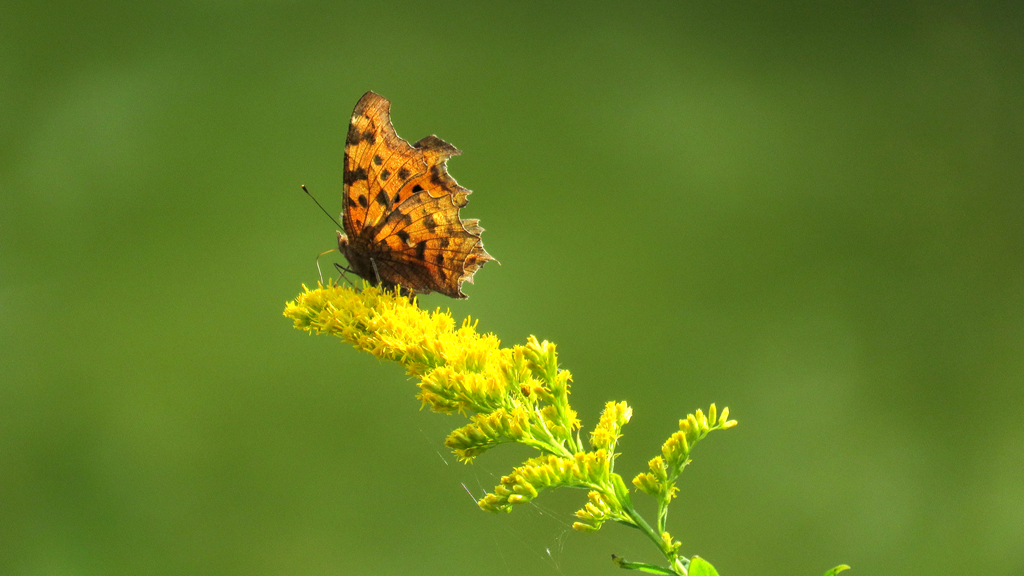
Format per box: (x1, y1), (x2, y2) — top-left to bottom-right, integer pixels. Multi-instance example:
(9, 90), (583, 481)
(341, 91), (493, 298)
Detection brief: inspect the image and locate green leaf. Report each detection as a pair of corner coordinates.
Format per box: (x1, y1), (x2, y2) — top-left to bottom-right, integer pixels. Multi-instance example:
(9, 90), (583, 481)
(610, 555), (677, 574)
(821, 565), (851, 576)
(687, 557), (720, 576)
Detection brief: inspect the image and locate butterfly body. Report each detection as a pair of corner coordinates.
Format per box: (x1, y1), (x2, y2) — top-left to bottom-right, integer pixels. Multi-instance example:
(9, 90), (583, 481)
(337, 92), (493, 299)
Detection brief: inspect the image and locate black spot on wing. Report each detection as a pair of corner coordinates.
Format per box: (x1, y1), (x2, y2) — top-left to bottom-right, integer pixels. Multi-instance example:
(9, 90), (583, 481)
(396, 230), (410, 245)
(415, 241), (427, 261)
(373, 154), (383, 165)
(412, 184), (424, 193)
(344, 166), (368, 185)
(357, 194), (368, 208)
(423, 214), (437, 233)
(346, 124), (361, 146)
(380, 168), (391, 182)
(397, 167), (410, 181)
(429, 167), (443, 186)
(375, 189), (390, 209)
(436, 257), (447, 280)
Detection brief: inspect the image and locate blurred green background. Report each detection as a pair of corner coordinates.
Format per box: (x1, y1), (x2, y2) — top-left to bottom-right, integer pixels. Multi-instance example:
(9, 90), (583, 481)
(2, 1), (1021, 575)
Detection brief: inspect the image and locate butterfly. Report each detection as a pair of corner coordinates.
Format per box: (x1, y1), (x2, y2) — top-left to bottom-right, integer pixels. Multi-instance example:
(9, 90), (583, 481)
(334, 91), (494, 299)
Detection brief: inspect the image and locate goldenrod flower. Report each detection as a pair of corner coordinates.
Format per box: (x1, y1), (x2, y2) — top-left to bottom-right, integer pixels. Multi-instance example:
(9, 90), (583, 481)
(590, 400), (632, 453)
(284, 282), (739, 575)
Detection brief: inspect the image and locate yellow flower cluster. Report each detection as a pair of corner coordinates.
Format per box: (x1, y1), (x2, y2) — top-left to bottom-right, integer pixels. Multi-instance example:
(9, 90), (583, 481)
(573, 490), (619, 533)
(445, 407), (530, 460)
(284, 282), (471, 376)
(285, 282), (738, 574)
(590, 401), (632, 453)
(632, 405), (737, 500)
(478, 450), (618, 512)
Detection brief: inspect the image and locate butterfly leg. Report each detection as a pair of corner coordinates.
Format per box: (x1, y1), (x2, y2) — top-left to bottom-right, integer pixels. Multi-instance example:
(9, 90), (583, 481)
(315, 248), (339, 285)
(333, 262), (359, 290)
(368, 256), (413, 298)
(369, 257), (382, 286)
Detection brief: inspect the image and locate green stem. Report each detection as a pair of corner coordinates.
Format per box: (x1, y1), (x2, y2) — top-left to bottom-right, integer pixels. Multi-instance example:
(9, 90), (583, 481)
(657, 499), (668, 534)
(617, 492), (682, 574)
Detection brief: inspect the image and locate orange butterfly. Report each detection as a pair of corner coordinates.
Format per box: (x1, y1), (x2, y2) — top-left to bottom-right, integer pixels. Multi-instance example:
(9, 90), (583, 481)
(336, 91), (494, 299)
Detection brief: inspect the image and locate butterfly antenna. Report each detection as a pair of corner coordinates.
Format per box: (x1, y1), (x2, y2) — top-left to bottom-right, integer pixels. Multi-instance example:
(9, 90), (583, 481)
(301, 185), (342, 229)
